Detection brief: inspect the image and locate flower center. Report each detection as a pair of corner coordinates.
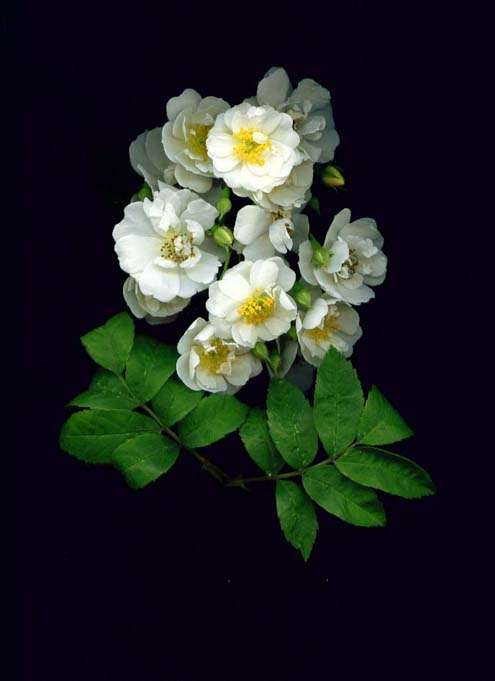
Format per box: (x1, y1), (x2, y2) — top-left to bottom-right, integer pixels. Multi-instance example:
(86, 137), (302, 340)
(307, 312), (340, 344)
(287, 107), (307, 126)
(198, 339), (232, 374)
(160, 231), (194, 263)
(338, 249), (359, 279)
(186, 123), (211, 160)
(238, 289), (275, 324)
(232, 128), (272, 166)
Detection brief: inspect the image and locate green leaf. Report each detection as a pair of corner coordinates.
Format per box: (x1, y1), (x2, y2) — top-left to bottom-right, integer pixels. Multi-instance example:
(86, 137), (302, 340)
(60, 409), (160, 464)
(81, 312), (134, 374)
(275, 481), (318, 561)
(125, 335), (178, 403)
(152, 378), (203, 426)
(178, 395), (248, 448)
(267, 379), (318, 469)
(336, 446), (435, 499)
(302, 465), (386, 527)
(68, 369), (139, 411)
(239, 407), (284, 475)
(112, 432), (179, 489)
(358, 385), (413, 445)
(313, 347), (364, 456)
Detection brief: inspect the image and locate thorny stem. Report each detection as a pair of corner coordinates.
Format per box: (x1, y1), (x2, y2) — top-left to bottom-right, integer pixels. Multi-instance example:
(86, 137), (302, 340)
(143, 401), (347, 489)
(225, 454), (340, 487)
(123, 376), (346, 489)
(120, 376), (230, 483)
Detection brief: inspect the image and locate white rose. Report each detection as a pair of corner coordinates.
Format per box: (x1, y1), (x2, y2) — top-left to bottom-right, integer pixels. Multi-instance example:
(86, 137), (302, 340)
(176, 318), (262, 394)
(298, 208), (387, 305)
(234, 160), (313, 214)
(234, 205), (309, 260)
(129, 127), (177, 190)
(296, 295), (362, 365)
(123, 276), (190, 324)
(206, 103), (301, 194)
(252, 67), (340, 164)
(162, 89), (230, 194)
(206, 258), (297, 348)
(113, 184), (222, 302)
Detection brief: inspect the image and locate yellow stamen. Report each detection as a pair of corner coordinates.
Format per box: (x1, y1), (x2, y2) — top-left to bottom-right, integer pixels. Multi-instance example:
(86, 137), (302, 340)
(160, 231), (193, 263)
(307, 314), (340, 344)
(238, 290), (275, 324)
(186, 123), (211, 159)
(198, 339), (231, 374)
(232, 128), (271, 166)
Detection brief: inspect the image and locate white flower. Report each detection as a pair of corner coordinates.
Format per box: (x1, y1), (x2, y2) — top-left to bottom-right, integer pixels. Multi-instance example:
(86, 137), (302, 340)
(176, 318), (262, 394)
(296, 295), (362, 365)
(162, 89), (230, 194)
(206, 103), (301, 194)
(298, 208), (387, 305)
(129, 127), (177, 190)
(235, 160), (314, 212)
(234, 205), (309, 260)
(251, 67), (340, 163)
(123, 276), (190, 324)
(113, 184), (223, 302)
(206, 258), (297, 348)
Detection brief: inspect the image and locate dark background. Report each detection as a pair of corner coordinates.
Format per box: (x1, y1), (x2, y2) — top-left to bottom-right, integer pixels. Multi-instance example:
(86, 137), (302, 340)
(16, 1), (484, 678)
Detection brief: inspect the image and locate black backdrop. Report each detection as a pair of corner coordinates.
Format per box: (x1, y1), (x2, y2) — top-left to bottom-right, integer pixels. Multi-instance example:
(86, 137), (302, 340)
(16, 2), (481, 679)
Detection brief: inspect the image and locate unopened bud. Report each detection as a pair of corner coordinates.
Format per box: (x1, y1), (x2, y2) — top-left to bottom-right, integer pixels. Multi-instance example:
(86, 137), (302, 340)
(293, 287), (312, 310)
(269, 351), (281, 373)
(312, 245), (330, 269)
(212, 225), (233, 248)
(321, 165), (345, 189)
(216, 196), (232, 220)
(137, 182), (153, 201)
(253, 341), (270, 362)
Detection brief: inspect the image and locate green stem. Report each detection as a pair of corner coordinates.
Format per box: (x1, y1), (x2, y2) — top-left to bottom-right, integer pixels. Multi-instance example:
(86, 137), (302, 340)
(219, 247), (231, 279)
(120, 376), (346, 489)
(135, 388), (230, 484)
(225, 454), (339, 487)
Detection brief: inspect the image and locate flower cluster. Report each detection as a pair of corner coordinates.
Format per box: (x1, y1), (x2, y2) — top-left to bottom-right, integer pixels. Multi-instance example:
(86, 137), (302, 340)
(113, 67), (387, 394)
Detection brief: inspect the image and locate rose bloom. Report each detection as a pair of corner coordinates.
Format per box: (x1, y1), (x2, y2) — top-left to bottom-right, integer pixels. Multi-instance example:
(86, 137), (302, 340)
(206, 258), (297, 348)
(123, 276), (190, 324)
(206, 102), (301, 194)
(299, 208), (387, 305)
(296, 294), (362, 366)
(113, 184), (222, 302)
(176, 317), (262, 394)
(251, 66), (340, 164)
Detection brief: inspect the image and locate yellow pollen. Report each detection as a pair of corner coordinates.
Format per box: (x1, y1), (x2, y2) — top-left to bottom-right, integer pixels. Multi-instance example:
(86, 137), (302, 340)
(232, 127), (271, 166)
(198, 339), (231, 374)
(307, 314), (340, 344)
(186, 123), (211, 159)
(160, 231), (193, 263)
(238, 290), (275, 324)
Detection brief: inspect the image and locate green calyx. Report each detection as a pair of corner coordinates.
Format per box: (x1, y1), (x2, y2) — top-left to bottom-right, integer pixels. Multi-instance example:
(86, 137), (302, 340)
(287, 325), (298, 342)
(268, 351), (281, 373)
(137, 182), (153, 201)
(253, 341), (270, 362)
(308, 196), (321, 215)
(293, 287), (313, 310)
(312, 245), (330, 269)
